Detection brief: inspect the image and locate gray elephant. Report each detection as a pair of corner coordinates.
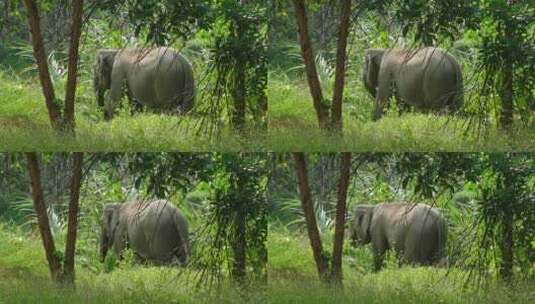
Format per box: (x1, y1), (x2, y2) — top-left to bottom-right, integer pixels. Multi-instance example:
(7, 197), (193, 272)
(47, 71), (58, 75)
(93, 47), (195, 120)
(349, 202), (447, 271)
(362, 47), (463, 120)
(100, 199), (190, 265)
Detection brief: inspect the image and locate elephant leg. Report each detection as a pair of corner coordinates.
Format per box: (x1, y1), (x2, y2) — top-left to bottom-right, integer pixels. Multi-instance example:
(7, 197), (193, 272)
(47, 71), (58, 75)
(105, 66), (126, 120)
(373, 251), (386, 272)
(372, 241), (388, 272)
(126, 86), (143, 114)
(373, 71), (393, 121)
(113, 234), (128, 259)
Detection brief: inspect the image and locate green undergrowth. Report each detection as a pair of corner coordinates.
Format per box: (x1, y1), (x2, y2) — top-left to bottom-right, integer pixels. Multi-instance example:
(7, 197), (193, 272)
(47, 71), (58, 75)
(268, 74), (535, 152)
(0, 222), (263, 303)
(0, 70), (267, 152)
(1, 222), (534, 303)
(267, 227), (535, 304)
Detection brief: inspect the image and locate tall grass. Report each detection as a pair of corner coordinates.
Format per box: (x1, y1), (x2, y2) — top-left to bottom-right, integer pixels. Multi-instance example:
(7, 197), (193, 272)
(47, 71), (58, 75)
(1, 222), (533, 303)
(0, 69), (268, 151)
(267, 227), (535, 304)
(0, 222), (263, 303)
(268, 72), (535, 151)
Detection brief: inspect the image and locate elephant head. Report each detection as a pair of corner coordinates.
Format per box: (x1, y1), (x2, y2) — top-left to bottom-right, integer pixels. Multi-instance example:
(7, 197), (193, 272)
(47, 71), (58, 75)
(93, 50), (118, 108)
(350, 205), (375, 246)
(99, 203), (121, 262)
(362, 49), (385, 98)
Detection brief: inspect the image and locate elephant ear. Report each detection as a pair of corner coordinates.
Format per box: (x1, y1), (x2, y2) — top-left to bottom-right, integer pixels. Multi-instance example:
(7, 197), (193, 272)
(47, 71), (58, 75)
(363, 49), (384, 98)
(94, 50), (118, 92)
(359, 205), (374, 243)
(102, 203), (121, 241)
(353, 205), (374, 244)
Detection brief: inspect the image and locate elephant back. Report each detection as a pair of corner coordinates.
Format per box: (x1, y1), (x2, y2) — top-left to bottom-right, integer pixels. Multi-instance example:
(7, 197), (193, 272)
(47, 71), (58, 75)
(123, 200), (189, 263)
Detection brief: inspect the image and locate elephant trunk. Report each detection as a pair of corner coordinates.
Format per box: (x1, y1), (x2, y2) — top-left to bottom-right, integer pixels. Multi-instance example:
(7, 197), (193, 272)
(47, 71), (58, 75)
(96, 89), (105, 108)
(99, 229), (109, 262)
(363, 65), (375, 98)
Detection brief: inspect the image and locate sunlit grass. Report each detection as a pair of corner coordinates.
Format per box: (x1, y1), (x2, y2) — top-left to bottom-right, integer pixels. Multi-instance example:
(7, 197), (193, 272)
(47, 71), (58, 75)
(1, 221), (534, 304)
(267, 227), (535, 304)
(0, 70), (267, 151)
(0, 222), (262, 303)
(268, 73), (535, 151)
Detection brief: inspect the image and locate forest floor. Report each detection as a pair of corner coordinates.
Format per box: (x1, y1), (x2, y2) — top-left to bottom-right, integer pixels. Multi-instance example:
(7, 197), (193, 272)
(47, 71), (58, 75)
(3, 68), (535, 151)
(1, 222), (534, 303)
(0, 222), (263, 303)
(268, 73), (535, 151)
(267, 227), (535, 304)
(0, 70), (267, 151)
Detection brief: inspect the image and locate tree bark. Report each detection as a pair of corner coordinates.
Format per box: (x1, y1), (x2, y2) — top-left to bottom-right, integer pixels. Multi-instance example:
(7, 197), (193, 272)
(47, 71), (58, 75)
(21, 0), (63, 130)
(499, 61), (514, 129)
(331, 152), (351, 286)
(230, 0), (249, 132)
(292, 0), (329, 129)
(232, 64), (246, 132)
(1, 0), (9, 40)
(499, 21), (514, 129)
(293, 153), (329, 282)
(63, 0), (84, 132)
(231, 206), (247, 283)
(330, 0), (352, 132)
(500, 210), (514, 281)
(63, 152), (83, 285)
(499, 165), (514, 282)
(25, 153), (63, 282)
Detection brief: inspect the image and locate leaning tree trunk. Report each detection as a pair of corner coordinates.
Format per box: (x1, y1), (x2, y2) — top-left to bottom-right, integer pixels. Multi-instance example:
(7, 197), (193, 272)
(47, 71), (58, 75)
(293, 153), (329, 282)
(292, 0), (329, 129)
(26, 153), (63, 282)
(21, 0), (62, 131)
(330, 0), (352, 132)
(63, 0), (84, 131)
(63, 152), (83, 285)
(330, 152), (351, 286)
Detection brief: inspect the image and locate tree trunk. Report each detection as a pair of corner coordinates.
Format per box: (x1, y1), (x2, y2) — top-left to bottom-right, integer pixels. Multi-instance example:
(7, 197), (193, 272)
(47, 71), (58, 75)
(63, 152), (83, 286)
(293, 153), (329, 282)
(1, 0), (9, 40)
(331, 152), (351, 286)
(232, 64), (246, 132)
(499, 61), (514, 129)
(25, 153), (63, 282)
(330, 0), (352, 132)
(499, 22), (514, 129)
(63, 0), (84, 132)
(292, 0), (329, 129)
(500, 209), (514, 281)
(230, 0), (249, 132)
(231, 200), (247, 284)
(21, 0), (63, 131)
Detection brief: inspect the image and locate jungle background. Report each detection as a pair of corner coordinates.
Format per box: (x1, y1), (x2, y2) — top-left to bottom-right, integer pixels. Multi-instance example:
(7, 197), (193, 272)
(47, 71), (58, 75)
(268, 1), (535, 150)
(0, 152), (534, 303)
(268, 153), (535, 303)
(0, 1), (267, 151)
(0, 152), (268, 303)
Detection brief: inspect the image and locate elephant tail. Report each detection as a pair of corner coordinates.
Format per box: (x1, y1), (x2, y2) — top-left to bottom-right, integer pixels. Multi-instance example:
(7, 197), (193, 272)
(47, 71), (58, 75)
(436, 216), (448, 267)
(449, 55), (464, 112)
(173, 211), (190, 266)
(180, 56), (196, 114)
